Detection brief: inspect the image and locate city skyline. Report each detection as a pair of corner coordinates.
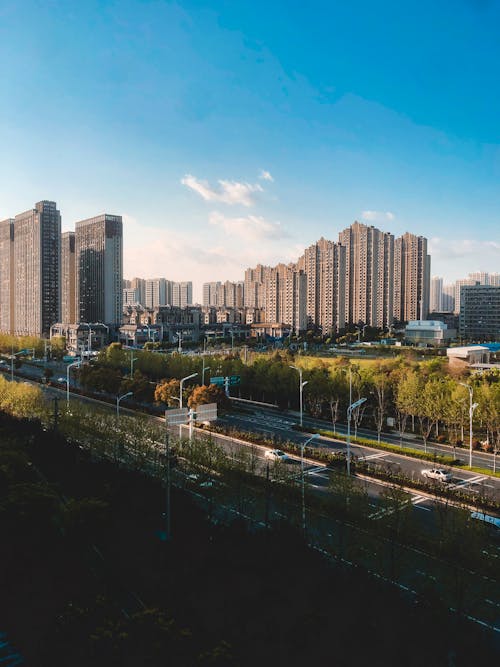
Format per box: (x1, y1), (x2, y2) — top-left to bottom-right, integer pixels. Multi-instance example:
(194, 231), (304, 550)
(1, 1), (499, 301)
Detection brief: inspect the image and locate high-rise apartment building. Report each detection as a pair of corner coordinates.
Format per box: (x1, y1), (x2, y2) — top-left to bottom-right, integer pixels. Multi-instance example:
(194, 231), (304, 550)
(130, 277), (146, 305)
(339, 222), (394, 328)
(430, 276), (443, 313)
(300, 238), (346, 333)
(459, 285), (500, 341)
(393, 233), (430, 322)
(13, 201), (61, 337)
(442, 284), (455, 312)
(61, 231), (76, 324)
(490, 273), (500, 287)
(145, 278), (172, 308)
(468, 271), (490, 285)
(75, 214), (123, 325)
(172, 281), (192, 308)
(453, 278), (478, 315)
(0, 218), (14, 334)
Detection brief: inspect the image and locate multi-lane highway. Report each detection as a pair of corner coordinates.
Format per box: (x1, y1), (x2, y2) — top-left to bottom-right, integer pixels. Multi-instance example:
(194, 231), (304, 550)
(219, 409), (500, 503)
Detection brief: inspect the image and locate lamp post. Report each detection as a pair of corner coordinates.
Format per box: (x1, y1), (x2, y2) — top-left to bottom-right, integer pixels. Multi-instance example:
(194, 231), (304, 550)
(459, 382), (479, 468)
(130, 349), (138, 378)
(346, 397), (367, 476)
(10, 348), (25, 381)
(300, 433), (320, 536)
(116, 391), (133, 419)
(179, 372), (198, 409)
(66, 360), (80, 407)
(290, 365), (308, 427)
(201, 359), (210, 385)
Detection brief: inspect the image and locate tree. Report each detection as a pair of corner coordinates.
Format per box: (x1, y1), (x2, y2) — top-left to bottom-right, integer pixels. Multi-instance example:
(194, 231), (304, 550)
(154, 379), (181, 407)
(371, 368), (391, 443)
(394, 370), (420, 444)
(187, 384), (229, 411)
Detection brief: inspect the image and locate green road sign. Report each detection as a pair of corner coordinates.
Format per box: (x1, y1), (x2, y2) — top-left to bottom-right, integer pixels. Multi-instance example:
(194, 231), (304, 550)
(229, 375), (241, 386)
(210, 376), (225, 386)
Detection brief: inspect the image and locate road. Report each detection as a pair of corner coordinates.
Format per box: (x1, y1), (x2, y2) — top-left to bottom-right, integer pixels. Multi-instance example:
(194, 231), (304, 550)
(220, 410), (500, 503)
(230, 398), (498, 472)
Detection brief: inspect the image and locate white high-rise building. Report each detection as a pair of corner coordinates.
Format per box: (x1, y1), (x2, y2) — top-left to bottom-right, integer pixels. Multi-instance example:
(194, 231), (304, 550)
(393, 232), (430, 322)
(145, 278), (171, 308)
(172, 281), (192, 308)
(430, 276), (443, 313)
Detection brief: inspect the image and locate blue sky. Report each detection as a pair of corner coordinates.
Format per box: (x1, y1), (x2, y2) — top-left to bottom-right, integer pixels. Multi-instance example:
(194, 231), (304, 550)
(1, 0), (499, 299)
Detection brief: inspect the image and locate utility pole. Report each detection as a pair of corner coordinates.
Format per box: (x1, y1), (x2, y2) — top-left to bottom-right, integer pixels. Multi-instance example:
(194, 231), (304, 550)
(264, 461), (270, 529)
(53, 396), (59, 431)
(164, 411), (171, 542)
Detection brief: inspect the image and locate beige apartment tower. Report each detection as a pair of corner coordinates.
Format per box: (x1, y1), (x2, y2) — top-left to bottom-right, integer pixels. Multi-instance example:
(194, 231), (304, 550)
(0, 218), (14, 334)
(12, 201), (61, 337)
(339, 222), (394, 329)
(75, 214), (123, 325)
(393, 233), (430, 322)
(61, 231), (76, 324)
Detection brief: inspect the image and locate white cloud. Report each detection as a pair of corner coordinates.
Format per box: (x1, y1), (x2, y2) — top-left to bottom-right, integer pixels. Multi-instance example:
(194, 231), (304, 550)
(259, 169), (274, 182)
(122, 214), (298, 302)
(181, 174), (263, 207)
(209, 211), (287, 241)
(361, 210), (395, 223)
(429, 237), (500, 282)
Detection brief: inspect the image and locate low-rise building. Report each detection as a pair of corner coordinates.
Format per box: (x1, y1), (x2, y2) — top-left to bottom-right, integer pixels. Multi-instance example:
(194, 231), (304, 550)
(404, 320), (456, 347)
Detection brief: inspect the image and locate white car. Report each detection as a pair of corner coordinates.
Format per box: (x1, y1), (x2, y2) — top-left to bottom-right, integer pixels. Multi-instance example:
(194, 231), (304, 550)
(264, 449), (289, 462)
(421, 468), (452, 483)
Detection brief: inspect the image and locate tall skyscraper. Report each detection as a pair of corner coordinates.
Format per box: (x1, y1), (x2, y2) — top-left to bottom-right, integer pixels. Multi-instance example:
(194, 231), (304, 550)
(430, 276), (443, 313)
(442, 284), (455, 312)
(393, 232), (430, 321)
(339, 222), (394, 328)
(453, 278), (478, 315)
(172, 281), (192, 308)
(490, 273), (500, 287)
(13, 201), (61, 337)
(145, 278), (171, 308)
(300, 238), (346, 334)
(0, 218), (14, 334)
(75, 214), (123, 325)
(61, 231), (76, 324)
(130, 277), (146, 305)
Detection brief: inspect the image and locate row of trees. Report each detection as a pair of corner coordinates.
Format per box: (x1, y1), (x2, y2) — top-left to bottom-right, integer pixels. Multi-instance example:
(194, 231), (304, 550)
(80, 345), (500, 450)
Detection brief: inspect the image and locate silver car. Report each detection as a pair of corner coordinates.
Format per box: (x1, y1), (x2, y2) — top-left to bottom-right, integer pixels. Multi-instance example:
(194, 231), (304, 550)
(421, 468), (452, 483)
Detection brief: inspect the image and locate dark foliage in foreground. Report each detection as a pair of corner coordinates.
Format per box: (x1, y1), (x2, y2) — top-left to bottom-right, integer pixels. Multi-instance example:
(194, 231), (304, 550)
(0, 411), (497, 666)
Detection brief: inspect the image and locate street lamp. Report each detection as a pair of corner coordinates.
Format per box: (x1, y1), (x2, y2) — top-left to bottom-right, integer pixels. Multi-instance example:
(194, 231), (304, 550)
(10, 348), (25, 381)
(290, 365), (308, 427)
(129, 349), (138, 378)
(66, 360), (80, 407)
(179, 373), (198, 409)
(116, 391), (133, 418)
(300, 433), (320, 536)
(346, 397), (367, 476)
(459, 382), (479, 468)
(201, 359), (210, 385)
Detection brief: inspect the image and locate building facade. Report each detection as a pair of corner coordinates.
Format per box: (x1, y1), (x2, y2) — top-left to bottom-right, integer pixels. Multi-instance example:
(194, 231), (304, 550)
(459, 285), (500, 341)
(61, 231), (76, 324)
(172, 281), (192, 308)
(75, 214), (123, 326)
(13, 201), (61, 337)
(339, 221), (394, 328)
(0, 218), (14, 334)
(393, 232), (430, 322)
